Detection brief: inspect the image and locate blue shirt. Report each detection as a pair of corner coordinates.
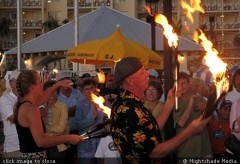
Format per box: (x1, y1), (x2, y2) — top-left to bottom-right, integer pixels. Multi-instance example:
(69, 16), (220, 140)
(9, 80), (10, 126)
(70, 98), (107, 157)
(57, 89), (85, 108)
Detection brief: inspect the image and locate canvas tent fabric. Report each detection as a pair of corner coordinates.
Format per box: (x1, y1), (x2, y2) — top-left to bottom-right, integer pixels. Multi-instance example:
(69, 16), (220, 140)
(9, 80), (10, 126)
(6, 6), (204, 55)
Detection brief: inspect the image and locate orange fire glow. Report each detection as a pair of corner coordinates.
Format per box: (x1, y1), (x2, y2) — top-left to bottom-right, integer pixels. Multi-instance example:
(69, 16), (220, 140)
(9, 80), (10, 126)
(155, 14), (179, 48)
(97, 70), (106, 84)
(96, 88), (100, 93)
(91, 93), (111, 118)
(180, 0), (205, 23)
(198, 30), (229, 98)
(145, 6), (153, 17)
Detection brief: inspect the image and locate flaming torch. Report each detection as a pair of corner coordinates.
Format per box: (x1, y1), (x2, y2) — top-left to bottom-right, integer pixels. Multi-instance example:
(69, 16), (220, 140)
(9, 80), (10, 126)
(197, 30), (229, 118)
(80, 93), (111, 140)
(179, 0), (229, 118)
(154, 13), (179, 110)
(146, 5), (180, 110)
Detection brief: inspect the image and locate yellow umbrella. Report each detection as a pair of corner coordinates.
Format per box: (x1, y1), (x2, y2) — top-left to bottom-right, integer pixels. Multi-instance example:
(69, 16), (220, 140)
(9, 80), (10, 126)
(67, 26), (163, 69)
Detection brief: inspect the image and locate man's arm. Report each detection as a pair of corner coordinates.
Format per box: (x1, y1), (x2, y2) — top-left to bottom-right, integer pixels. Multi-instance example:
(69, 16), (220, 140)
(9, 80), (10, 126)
(177, 96), (196, 127)
(150, 116), (211, 158)
(155, 87), (175, 130)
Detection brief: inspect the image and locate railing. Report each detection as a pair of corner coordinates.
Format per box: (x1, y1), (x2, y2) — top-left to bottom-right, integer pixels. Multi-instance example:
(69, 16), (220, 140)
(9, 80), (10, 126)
(200, 22), (240, 30)
(216, 40), (240, 49)
(68, 0), (111, 7)
(202, 4), (240, 11)
(2, 40), (17, 49)
(10, 19), (42, 28)
(0, 0), (41, 7)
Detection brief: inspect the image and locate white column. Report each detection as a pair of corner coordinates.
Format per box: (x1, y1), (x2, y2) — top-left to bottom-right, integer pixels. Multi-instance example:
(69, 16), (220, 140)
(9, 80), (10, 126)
(17, 0), (22, 70)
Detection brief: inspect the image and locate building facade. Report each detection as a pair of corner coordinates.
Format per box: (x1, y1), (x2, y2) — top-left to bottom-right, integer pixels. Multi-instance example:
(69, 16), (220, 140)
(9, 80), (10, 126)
(0, 0), (239, 71)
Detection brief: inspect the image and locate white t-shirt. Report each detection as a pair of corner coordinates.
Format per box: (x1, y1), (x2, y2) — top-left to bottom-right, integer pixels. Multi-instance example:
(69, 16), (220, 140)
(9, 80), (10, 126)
(225, 90), (240, 154)
(225, 90), (240, 103)
(230, 99), (240, 140)
(0, 91), (20, 152)
(95, 135), (121, 164)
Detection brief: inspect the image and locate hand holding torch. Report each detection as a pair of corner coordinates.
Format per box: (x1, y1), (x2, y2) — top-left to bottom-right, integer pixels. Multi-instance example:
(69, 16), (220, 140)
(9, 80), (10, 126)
(80, 119), (110, 140)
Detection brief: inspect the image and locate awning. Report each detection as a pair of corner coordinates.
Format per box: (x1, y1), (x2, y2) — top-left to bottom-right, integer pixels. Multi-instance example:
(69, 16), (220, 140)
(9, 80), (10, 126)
(6, 6), (204, 55)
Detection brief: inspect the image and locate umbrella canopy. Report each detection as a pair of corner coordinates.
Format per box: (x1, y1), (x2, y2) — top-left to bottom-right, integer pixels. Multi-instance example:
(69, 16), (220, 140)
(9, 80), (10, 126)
(67, 26), (163, 69)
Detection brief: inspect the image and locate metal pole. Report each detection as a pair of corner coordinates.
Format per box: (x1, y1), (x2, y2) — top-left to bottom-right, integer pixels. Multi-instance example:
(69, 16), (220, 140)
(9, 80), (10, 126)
(163, 0), (173, 97)
(17, 0), (22, 70)
(73, 0), (79, 75)
(41, 0), (45, 34)
(163, 0), (176, 163)
(151, 16), (156, 51)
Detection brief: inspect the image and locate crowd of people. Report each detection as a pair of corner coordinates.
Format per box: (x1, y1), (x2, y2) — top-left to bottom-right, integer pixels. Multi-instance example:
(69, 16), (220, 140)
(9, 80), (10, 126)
(0, 57), (239, 164)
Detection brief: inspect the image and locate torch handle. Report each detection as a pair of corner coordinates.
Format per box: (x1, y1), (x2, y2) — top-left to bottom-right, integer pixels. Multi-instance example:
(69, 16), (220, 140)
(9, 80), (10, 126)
(173, 47), (179, 111)
(81, 119), (110, 136)
(203, 87), (227, 119)
(83, 132), (110, 140)
(174, 67), (178, 111)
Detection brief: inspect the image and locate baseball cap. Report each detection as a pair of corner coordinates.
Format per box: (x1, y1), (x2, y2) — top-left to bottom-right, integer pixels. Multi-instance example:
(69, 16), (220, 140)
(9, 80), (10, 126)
(148, 69), (159, 78)
(56, 71), (72, 81)
(114, 57), (143, 85)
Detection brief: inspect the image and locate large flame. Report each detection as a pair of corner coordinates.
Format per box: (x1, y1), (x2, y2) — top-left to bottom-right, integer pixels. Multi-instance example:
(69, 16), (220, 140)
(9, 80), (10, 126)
(181, 0), (228, 98)
(198, 30), (229, 98)
(145, 5), (178, 48)
(91, 93), (111, 118)
(155, 14), (179, 48)
(97, 70), (106, 84)
(180, 0), (205, 23)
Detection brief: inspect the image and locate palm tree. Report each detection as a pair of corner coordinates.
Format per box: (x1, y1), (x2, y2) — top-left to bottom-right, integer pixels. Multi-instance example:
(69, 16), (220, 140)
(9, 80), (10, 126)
(0, 17), (11, 38)
(62, 19), (69, 24)
(43, 17), (60, 31)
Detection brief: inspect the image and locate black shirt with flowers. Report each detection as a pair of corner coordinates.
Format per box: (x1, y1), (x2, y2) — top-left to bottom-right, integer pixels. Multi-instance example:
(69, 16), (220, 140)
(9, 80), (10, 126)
(110, 89), (162, 163)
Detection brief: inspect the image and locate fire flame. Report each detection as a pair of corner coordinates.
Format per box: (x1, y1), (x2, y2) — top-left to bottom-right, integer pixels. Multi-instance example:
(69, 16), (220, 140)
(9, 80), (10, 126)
(97, 70), (105, 84)
(145, 6), (153, 17)
(180, 0), (205, 23)
(180, 0), (229, 98)
(145, 5), (178, 48)
(91, 93), (111, 118)
(96, 88), (100, 93)
(198, 30), (229, 98)
(155, 14), (179, 48)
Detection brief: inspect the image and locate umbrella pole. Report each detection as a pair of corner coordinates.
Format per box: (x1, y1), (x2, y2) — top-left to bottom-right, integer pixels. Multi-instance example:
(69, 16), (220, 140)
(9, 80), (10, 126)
(73, 0), (79, 75)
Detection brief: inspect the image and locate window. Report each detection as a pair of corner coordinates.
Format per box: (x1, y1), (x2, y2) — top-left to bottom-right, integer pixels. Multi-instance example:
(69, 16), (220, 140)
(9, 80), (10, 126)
(4, 13), (16, 20)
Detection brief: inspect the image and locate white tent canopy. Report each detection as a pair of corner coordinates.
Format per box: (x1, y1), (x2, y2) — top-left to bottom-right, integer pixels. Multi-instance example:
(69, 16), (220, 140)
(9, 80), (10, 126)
(6, 6), (204, 55)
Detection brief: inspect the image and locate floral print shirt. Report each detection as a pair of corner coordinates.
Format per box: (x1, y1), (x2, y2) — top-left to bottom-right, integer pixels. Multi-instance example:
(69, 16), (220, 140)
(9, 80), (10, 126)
(110, 89), (162, 163)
